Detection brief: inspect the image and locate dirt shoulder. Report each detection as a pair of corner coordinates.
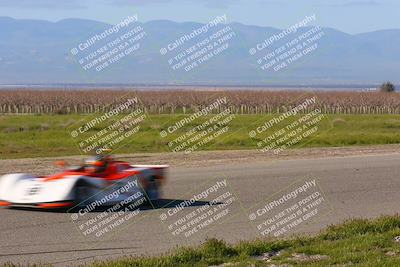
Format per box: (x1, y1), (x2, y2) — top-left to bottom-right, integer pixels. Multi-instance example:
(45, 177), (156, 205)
(1, 144), (400, 176)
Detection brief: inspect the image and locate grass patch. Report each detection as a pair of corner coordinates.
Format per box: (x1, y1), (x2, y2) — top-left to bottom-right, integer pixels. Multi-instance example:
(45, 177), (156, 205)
(67, 215), (400, 267)
(1, 114), (400, 159)
(3, 215), (399, 266)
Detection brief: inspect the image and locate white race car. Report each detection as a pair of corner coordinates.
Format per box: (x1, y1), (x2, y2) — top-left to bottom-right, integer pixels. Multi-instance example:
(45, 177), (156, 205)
(0, 155), (168, 210)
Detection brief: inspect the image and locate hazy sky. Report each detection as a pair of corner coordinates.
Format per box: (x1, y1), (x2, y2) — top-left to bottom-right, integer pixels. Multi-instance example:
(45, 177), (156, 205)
(0, 0), (398, 34)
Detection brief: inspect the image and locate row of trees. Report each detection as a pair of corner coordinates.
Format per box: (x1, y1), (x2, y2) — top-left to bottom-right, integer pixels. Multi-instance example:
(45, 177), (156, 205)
(1, 89), (400, 115)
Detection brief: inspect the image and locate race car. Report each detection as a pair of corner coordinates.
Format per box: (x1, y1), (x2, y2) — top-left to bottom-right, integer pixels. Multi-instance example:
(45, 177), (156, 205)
(0, 154), (168, 210)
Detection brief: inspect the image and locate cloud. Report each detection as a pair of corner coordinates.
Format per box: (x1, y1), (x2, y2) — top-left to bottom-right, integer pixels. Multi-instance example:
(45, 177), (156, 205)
(203, 0), (235, 9)
(328, 0), (382, 7)
(108, 0), (171, 5)
(341, 0), (381, 6)
(106, 0), (236, 8)
(105, 0), (170, 5)
(108, 0), (290, 9)
(0, 0), (86, 9)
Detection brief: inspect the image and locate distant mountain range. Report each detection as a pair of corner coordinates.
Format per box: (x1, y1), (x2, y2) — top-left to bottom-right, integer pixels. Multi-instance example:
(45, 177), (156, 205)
(0, 16), (399, 86)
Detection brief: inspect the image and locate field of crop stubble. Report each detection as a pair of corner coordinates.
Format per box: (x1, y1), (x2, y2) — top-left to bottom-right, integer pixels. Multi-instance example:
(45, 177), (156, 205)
(1, 89), (400, 159)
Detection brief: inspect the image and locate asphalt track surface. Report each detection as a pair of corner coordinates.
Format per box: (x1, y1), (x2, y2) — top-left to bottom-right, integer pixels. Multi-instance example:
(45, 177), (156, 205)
(1, 153), (400, 266)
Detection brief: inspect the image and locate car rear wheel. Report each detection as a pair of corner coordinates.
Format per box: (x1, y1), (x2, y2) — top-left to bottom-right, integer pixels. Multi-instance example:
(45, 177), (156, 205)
(74, 182), (93, 209)
(145, 176), (160, 205)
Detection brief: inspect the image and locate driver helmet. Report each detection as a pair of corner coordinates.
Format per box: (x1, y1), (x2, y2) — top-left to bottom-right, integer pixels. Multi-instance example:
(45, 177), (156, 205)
(85, 155), (107, 173)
